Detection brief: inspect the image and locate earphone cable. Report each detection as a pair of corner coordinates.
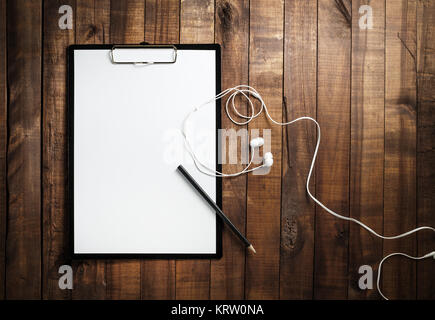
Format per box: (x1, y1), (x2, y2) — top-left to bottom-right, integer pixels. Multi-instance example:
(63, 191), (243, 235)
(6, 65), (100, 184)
(183, 85), (435, 240)
(182, 86), (435, 300)
(377, 251), (435, 300)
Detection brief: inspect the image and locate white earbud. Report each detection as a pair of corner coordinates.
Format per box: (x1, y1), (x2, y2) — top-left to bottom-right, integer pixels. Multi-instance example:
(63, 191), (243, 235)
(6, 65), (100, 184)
(250, 137), (264, 148)
(263, 152), (273, 167)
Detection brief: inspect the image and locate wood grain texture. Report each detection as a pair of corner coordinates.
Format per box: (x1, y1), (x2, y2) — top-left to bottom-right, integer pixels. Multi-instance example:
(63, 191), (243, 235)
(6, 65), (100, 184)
(176, 0), (214, 300)
(110, 0), (145, 44)
(140, 0), (179, 300)
(280, 0), (317, 300)
(95, 0), (111, 44)
(142, 261), (175, 299)
(383, 0), (417, 300)
(314, 0), (351, 300)
(0, 0), (6, 301)
(42, 0), (75, 300)
(76, 0), (111, 45)
(175, 262), (210, 300)
(349, 0), (385, 300)
(210, 0), (249, 300)
(106, 261), (140, 299)
(145, 0), (180, 44)
(76, 0), (94, 44)
(417, 0), (435, 300)
(180, 0), (214, 43)
(71, 0), (110, 300)
(245, 0), (283, 300)
(5, 0), (42, 300)
(72, 261), (106, 299)
(110, 0), (144, 43)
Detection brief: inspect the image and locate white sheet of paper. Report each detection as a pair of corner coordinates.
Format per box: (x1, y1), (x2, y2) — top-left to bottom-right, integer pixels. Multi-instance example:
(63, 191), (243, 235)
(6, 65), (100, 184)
(73, 48), (217, 254)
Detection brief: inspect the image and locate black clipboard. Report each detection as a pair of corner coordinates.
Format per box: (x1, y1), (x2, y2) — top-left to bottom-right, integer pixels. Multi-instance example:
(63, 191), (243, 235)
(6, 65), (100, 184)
(68, 44), (222, 259)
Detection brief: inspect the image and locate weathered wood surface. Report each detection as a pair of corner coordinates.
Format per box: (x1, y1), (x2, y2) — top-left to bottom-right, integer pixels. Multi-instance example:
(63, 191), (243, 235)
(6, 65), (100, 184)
(43, 0), (75, 300)
(245, 0), (283, 300)
(0, 0), (434, 300)
(280, 0), (317, 300)
(6, 0), (42, 300)
(384, 0), (417, 300)
(0, 0), (7, 301)
(349, 0), (385, 300)
(314, 0), (351, 299)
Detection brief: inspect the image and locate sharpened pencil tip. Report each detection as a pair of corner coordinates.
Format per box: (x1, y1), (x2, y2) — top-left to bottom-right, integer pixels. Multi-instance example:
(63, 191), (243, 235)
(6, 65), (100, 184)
(248, 245), (256, 254)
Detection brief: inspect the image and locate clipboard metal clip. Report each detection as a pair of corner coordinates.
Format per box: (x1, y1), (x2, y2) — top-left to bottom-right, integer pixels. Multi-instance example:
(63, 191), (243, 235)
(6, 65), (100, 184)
(110, 44), (177, 65)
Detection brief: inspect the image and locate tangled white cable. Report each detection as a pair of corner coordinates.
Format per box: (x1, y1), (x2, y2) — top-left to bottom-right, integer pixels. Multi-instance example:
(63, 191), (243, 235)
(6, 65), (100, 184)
(181, 86), (272, 177)
(182, 85), (435, 299)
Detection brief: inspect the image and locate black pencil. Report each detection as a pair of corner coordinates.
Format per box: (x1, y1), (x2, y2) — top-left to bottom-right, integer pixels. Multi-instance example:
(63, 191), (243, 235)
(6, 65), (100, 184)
(177, 165), (256, 254)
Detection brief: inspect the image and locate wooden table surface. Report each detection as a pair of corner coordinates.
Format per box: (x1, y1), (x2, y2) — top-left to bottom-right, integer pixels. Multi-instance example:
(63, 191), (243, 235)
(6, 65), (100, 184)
(0, 0), (434, 300)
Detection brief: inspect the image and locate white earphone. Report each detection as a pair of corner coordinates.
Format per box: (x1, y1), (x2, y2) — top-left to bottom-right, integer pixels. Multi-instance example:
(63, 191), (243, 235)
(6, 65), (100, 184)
(263, 152), (273, 168)
(181, 85), (435, 300)
(250, 137), (264, 148)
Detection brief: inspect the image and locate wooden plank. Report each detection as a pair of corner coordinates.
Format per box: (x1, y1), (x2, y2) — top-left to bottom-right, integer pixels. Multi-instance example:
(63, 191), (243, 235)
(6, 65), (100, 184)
(383, 0), (417, 300)
(105, 0), (144, 300)
(417, 0), (435, 300)
(71, 0), (110, 300)
(280, 0), (317, 299)
(0, 0), (6, 301)
(106, 262), (140, 299)
(349, 0), (385, 299)
(145, 0), (179, 44)
(180, 0), (214, 43)
(42, 0), (75, 300)
(5, 0), (42, 299)
(76, 0), (94, 44)
(76, 0), (110, 45)
(314, 0), (351, 299)
(75, 0), (110, 45)
(95, 0), (111, 44)
(140, 0), (179, 300)
(110, 0), (145, 45)
(72, 261), (107, 299)
(142, 261), (175, 299)
(245, 0), (283, 300)
(210, 0), (249, 300)
(176, 0), (214, 300)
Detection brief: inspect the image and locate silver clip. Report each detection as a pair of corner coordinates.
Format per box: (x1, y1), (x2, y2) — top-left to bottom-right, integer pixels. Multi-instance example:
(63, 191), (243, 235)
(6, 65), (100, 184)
(110, 44), (177, 64)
